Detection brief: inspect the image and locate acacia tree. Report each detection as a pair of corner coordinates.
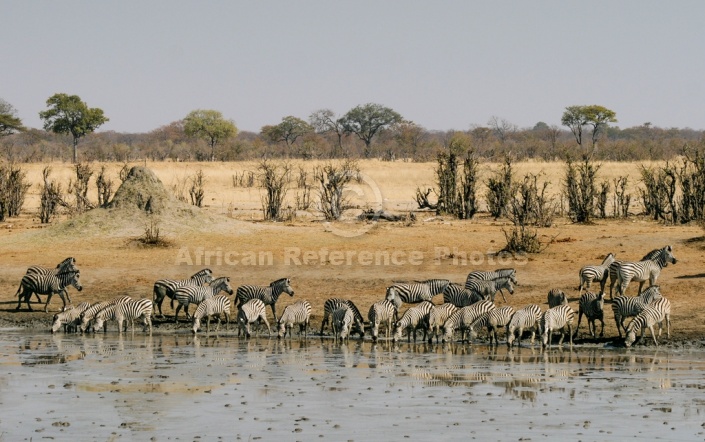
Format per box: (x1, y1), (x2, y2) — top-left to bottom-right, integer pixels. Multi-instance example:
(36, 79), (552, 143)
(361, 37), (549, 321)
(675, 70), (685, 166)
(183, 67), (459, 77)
(561, 105), (617, 158)
(261, 116), (312, 151)
(39, 93), (108, 163)
(309, 109), (346, 157)
(0, 99), (24, 136)
(341, 103), (403, 158)
(183, 109), (238, 161)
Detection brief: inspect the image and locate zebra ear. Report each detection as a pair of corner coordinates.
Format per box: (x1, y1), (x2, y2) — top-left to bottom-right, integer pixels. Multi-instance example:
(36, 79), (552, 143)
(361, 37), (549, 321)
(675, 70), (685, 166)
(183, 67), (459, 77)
(666, 245), (672, 251)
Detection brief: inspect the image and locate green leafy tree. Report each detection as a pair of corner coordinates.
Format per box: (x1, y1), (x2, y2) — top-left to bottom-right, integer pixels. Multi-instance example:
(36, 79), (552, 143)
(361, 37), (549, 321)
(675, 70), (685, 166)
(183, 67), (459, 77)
(183, 109), (238, 161)
(341, 103), (403, 158)
(260, 116), (312, 150)
(561, 105), (617, 158)
(39, 93), (108, 163)
(0, 99), (25, 136)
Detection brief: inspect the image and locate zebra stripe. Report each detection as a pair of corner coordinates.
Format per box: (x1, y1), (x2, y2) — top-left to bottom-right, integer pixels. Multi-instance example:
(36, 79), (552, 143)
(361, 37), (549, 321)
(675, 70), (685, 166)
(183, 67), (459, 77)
(79, 296), (133, 333)
(625, 299), (671, 347)
(277, 300), (312, 339)
(578, 253), (615, 295)
(466, 268), (517, 283)
(93, 298), (153, 334)
(442, 283), (487, 308)
(152, 268), (213, 318)
(320, 298), (365, 338)
(237, 299), (270, 338)
(469, 306), (515, 346)
(611, 285), (663, 337)
(608, 248), (666, 298)
(192, 295), (232, 335)
(368, 300), (397, 342)
(616, 245), (676, 296)
(427, 303), (459, 344)
(51, 302), (91, 334)
(574, 292), (605, 339)
(235, 277), (294, 323)
(540, 304), (575, 349)
(392, 301), (434, 343)
(24, 257), (78, 302)
(331, 307), (355, 342)
(547, 289), (568, 308)
(506, 304), (542, 348)
(442, 300), (496, 343)
(414, 279), (451, 296)
(464, 277), (514, 303)
(173, 277), (233, 322)
(15, 270), (82, 313)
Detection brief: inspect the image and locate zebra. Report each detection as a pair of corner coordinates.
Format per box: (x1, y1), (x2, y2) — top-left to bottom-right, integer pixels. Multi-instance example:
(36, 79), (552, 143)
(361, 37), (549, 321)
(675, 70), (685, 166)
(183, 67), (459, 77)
(611, 285), (663, 337)
(574, 292), (605, 339)
(277, 300), (312, 339)
(237, 298), (271, 338)
(547, 289), (568, 308)
(15, 270), (82, 313)
(616, 245), (676, 296)
(235, 277), (294, 323)
(464, 277), (514, 303)
(392, 301), (434, 343)
(385, 283), (433, 306)
(427, 303), (458, 344)
(79, 296), (133, 333)
(469, 306), (515, 346)
(152, 268), (213, 318)
(23, 257), (79, 303)
(320, 298), (365, 338)
(192, 295), (232, 335)
(625, 303), (670, 347)
(607, 248), (665, 299)
(442, 300), (496, 343)
(173, 276), (233, 323)
(540, 304), (575, 349)
(442, 283), (487, 308)
(414, 279), (451, 297)
(578, 253), (616, 295)
(466, 268), (517, 284)
(92, 298), (153, 334)
(51, 302), (91, 334)
(506, 304), (542, 348)
(367, 300), (397, 342)
(331, 306), (354, 342)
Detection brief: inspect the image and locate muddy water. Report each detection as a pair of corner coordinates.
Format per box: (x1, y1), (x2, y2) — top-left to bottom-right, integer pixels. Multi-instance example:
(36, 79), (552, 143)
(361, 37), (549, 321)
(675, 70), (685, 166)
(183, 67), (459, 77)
(1, 329), (705, 441)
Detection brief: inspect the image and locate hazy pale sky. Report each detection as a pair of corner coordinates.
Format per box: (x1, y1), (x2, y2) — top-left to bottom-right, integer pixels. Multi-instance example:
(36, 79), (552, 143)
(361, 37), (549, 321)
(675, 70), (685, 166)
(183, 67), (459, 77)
(3, 1), (704, 133)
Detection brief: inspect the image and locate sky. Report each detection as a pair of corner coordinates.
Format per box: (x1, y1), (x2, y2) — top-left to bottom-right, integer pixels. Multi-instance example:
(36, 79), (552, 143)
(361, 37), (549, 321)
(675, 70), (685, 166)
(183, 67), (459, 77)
(3, 1), (705, 134)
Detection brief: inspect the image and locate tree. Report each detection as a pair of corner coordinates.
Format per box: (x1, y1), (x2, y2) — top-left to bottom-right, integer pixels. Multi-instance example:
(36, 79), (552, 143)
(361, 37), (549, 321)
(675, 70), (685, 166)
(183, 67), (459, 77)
(341, 103), (403, 158)
(183, 109), (238, 161)
(309, 109), (346, 157)
(39, 93), (108, 163)
(561, 105), (617, 157)
(487, 116), (517, 144)
(261, 116), (312, 152)
(0, 99), (25, 136)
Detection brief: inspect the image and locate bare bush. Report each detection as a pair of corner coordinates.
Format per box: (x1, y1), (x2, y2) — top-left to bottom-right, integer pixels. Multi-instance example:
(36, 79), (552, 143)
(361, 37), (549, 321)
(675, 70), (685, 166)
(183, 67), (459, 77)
(189, 169), (205, 207)
(677, 148), (705, 223)
(564, 156), (600, 223)
(232, 171), (255, 187)
(597, 181), (610, 218)
(0, 163), (30, 220)
(258, 160), (291, 221)
(486, 156), (513, 219)
(639, 164), (677, 223)
(68, 163), (94, 214)
(39, 167), (66, 224)
(314, 159), (359, 220)
(613, 176), (631, 217)
(415, 187), (437, 210)
(137, 216), (171, 247)
(96, 165), (113, 207)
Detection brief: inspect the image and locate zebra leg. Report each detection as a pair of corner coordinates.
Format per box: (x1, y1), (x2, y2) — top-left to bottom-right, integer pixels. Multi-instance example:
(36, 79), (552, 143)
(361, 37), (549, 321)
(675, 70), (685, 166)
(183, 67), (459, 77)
(261, 315), (271, 337)
(648, 325), (658, 346)
(665, 314), (671, 339)
(599, 317), (605, 338)
(568, 325), (573, 347)
(319, 314), (328, 336)
(499, 289), (507, 303)
(270, 305), (278, 324)
(173, 304), (182, 323)
(43, 292), (54, 313)
(574, 311), (583, 339)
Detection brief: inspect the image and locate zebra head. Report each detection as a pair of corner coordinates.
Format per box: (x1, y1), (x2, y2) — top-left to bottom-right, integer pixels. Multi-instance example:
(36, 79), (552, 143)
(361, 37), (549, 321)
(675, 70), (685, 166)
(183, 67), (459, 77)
(60, 270), (83, 292)
(498, 277), (514, 295)
(51, 314), (62, 334)
(56, 257), (78, 273)
(624, 326), (637, 348)
(602, 253), (616, 266)
(212, 277), (234, 295)
(639, 285), (662, 303)
(272, 278), (294, 297)
(193, 268), (214, 284)
(661, 245), (677, 266)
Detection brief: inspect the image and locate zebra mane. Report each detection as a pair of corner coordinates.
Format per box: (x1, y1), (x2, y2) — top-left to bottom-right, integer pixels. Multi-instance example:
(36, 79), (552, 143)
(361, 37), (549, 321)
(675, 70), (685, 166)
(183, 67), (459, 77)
(270, 277), (289, 286)
(210, 276), (230, 286)
(640, 248), (662, 260)
(56, 257), (76, 268)
(191, 268), (213, 277)
(57, 269), (80, 277)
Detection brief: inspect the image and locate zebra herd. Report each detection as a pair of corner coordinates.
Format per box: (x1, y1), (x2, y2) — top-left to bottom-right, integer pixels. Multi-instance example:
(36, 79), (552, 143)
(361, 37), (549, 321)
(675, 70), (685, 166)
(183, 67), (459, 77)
(17, 244), (678, 348)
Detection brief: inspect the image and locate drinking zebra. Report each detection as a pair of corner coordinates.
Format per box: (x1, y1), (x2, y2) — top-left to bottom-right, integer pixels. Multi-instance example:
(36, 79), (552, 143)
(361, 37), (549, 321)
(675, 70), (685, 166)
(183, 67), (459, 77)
(192, 295), (232, 335)
(578, 253), (615, 295)
(277, 300), (312, 339)
(464, 277), (514, 303)
(547, 289), (568, 308)
(152, 268), (213, 318)
(466, 268), (517, 284)
(624, 303), (669, 347)
(442, 283), (487, 308)
(392, 301), (434, 343)
(616, 245), (676, 296)
(442, 300), (496, 343)
(79, 296), (133, 333)
(368, 300), (397, 342)
(607, 248), (664, 299)
(23, 257), (78, 303)
(92, 298), (153, 334)
(540, 304), (575, 349)
(574, 292), (605, 339)
(173, 276), (234, 323)
(506, 304), (542, 348)
(469, 306), (515, 346)
(51, 302), (91, 334)
(320, 298), (365, 338)
(15, 270), (82, 313)
(611, 285), (663, 337)
(427, 303), (459, 344)
(235, 277), (294, 323)
(332, 306), (354, 342)
(237, 298), (271, 338)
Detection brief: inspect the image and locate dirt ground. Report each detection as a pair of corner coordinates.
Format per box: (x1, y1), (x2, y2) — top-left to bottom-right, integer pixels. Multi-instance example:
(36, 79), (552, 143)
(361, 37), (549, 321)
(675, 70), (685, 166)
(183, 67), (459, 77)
(1, 160), (702, 347)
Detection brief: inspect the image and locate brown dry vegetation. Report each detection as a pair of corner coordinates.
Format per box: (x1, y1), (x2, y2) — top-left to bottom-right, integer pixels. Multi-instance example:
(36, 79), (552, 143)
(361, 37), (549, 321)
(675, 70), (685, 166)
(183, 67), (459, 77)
(1, 160), (703, 346)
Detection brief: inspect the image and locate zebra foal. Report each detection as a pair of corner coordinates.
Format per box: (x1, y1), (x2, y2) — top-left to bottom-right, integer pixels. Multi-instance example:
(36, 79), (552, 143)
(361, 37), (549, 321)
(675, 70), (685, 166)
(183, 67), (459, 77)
(442, 300), (496, 343)
(237, 299), (271, 338)
(469, 306), (515, 346)
(506, 304), (542, 348)
(277, 300), (312, 339)
(192, 295), (232, 335)
(540, 304), (574, 349)
(392, 301), (434, 343)
(574, 292), (605, 339)
(332, 306), (354, 342)
(624, 302), (670, 347)
(578, 253), (615, 295)
(427, 303), (458, 344)
(320, 298), (365, 338)
(79, 296), (132, 333)
(173, 276), (233, 322)
(368, 300), (397, 342)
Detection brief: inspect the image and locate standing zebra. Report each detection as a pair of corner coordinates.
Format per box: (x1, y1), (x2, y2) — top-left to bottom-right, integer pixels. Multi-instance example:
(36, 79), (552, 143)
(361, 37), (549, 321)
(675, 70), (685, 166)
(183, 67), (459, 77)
(608, 248), (665, 299)
(506, 304), (542, 348)
(392, 301), (434, 343)
(173, 276), (234, 323)
(235, 277), (294, 323)
(385, 282), (435, 306)
(574, 292), (605, 339)
(466, 268), (517, 284)
(237, 299), (271, 338)
(616, 245), (676, 296)
(92, 298), (153, 334)
(578, 253), (615, 295)
(368, 300), (397, 342)
(547, 289), (568, 308)
(15, 270), (82, 312)
(442, 300), (496, 343)
(427, 303), (458, 344)
(415, 279), (451, 297)
(192, 295), (232, 335)
(540, 304), (574, 349)
(469, 306), (515, 346)
(442, 283), (487, 308)
(23, 257), (78, 303)
(320, 298), (365, 338)
(611, 285), (663, 337)
(332, 306), (354, 342)
(79, 296), (133, 333)
(152, 268), (213, 318)
(624, 305), (668, 347)
(51, 302), (91, 334)
(464, 277), (514, 303)
(277, 300), (312, 339)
